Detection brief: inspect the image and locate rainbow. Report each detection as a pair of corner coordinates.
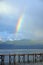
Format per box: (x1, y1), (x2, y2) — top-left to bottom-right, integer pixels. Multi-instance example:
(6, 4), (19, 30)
(16, 14), (24, 33)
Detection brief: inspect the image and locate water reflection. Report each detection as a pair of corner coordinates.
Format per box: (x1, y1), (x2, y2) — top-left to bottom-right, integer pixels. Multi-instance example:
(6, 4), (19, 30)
(0, 62), (43, 65)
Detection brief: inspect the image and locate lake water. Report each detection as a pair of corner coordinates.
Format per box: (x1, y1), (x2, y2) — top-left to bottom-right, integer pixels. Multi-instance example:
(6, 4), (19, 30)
(2, 62), (43, 65)
(0, 49), (43, 54)
(0, 49), (43, 65)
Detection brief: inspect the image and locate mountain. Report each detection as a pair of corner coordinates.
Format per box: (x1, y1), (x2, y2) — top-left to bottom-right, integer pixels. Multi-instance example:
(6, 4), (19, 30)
(3, 39), (37, 45)
(0, 39), (43, 49)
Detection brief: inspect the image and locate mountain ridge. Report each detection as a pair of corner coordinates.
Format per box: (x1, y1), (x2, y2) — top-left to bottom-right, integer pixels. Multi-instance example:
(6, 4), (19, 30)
(0, 39), (43, 49)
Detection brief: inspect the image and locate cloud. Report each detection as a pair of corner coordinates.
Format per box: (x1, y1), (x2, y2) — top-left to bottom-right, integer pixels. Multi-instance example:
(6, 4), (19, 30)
(0, 0), (25, 34)
(0, 0), (43, 40)
(0, 37), (2, 41)
(0, 1), (20, 17)
(31, 30), (43, 40)
(0, 31), (14, 41)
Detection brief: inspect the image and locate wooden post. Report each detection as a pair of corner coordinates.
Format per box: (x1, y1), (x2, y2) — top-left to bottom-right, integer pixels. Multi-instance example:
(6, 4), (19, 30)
(1, 55), (4, 65)
(27, 54), (29, 63)
(33, 54), (34, 63)
(41, 54), (43, 62)
(35, 54), (36, 63)
(18, 55), (20, 63)
(13, 55), (16, 64)
(23, 55), (25, 63)
(40, 54), (42, 62)
(9, 55), (11, 65)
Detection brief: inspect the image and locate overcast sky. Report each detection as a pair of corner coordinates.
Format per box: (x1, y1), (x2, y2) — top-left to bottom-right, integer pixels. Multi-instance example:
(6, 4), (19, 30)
(0, 0), (43, 41)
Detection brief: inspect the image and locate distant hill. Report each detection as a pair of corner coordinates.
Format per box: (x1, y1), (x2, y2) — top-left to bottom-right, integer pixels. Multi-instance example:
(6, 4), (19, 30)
(3, 39), (42, 45)
(0, 39), (43, 49)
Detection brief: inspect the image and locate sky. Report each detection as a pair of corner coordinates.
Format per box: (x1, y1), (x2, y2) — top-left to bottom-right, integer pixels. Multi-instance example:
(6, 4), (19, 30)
(0, 0), (43, 41)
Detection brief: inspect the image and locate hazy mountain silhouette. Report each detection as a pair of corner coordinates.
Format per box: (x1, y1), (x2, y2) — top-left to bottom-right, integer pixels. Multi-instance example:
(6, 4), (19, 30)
(0, 39), (43, 49)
